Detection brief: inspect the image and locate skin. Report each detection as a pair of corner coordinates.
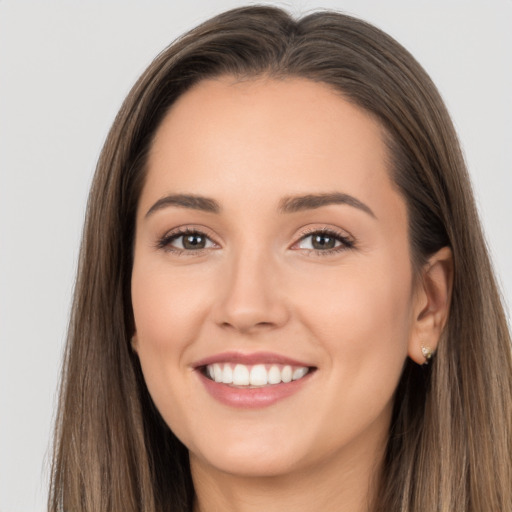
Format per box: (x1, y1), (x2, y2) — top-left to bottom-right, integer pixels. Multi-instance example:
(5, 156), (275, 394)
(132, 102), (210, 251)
(131, 77), (452, 512)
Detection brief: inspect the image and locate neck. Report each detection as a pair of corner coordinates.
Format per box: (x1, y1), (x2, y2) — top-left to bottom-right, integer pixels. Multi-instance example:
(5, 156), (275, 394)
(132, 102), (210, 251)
(191, 429), (386, 512)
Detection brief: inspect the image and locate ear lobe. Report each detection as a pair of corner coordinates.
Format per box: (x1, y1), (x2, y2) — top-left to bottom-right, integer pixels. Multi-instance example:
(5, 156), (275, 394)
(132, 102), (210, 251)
(130, 333), (139, 353)
(408, 246), (453, 365)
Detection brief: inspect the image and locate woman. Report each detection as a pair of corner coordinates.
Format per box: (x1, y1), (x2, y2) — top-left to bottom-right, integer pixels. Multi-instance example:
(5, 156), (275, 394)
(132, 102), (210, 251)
(48, 6), (512, 511)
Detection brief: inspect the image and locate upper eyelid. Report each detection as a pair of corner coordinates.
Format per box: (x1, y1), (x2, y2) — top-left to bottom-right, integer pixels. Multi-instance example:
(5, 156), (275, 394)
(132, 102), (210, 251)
(162, 225), (219, 241)
(290, 226), (356, 253)
(295, 226), (354, 241)
(156, 226), (220, 252)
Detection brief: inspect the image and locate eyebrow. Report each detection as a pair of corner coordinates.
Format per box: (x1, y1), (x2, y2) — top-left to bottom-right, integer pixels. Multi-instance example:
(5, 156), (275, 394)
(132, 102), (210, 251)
(145, 194), (221, 217)
(279, 192), (376, 218)
(145, 191), (375, 219)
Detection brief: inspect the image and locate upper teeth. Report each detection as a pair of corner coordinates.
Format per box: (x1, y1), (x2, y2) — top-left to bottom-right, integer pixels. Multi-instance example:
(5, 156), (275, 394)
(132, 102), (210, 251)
(206, 363), (309, 387)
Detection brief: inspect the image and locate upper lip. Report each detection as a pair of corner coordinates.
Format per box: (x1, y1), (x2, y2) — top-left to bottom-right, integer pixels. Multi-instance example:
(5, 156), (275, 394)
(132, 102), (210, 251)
(192, 351), (314, 368)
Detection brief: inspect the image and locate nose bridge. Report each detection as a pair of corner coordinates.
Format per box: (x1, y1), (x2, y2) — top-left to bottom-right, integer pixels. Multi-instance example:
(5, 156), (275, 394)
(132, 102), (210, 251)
(214, 240), (288, 332)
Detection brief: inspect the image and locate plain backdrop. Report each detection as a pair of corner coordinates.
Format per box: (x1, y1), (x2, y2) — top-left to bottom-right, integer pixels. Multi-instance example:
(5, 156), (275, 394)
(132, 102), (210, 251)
(0, 1), (510, 511)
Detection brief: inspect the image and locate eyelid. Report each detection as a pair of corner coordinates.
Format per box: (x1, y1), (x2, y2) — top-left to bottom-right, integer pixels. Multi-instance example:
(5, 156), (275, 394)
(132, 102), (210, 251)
(156, 225), (221, 253)
(291, 226), (355, 253)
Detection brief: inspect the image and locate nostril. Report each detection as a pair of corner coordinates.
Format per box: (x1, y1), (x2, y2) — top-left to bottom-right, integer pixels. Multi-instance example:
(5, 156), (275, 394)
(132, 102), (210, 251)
(219, 319), (278, 332)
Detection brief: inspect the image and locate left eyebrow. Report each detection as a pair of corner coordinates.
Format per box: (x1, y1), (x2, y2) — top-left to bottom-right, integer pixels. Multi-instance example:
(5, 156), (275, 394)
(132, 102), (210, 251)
(278, 192), (376, 218)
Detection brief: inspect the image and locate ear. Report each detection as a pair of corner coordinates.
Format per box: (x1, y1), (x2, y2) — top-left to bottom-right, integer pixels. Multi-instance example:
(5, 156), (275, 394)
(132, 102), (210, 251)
(130, 332), (139, 354)
(408, 247), (453, 365)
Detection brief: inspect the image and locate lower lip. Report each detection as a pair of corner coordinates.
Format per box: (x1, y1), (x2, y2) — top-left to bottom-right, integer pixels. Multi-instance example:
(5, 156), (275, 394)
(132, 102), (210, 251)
(197, 370), (313, 409)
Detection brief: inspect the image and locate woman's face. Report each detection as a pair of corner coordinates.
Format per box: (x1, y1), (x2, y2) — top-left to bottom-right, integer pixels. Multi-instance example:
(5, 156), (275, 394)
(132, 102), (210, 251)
(131, 77), (423, 478)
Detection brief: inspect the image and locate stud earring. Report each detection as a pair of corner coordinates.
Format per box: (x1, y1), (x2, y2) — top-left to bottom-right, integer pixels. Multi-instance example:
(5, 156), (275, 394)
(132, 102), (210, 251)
(421, 345), (434, 365)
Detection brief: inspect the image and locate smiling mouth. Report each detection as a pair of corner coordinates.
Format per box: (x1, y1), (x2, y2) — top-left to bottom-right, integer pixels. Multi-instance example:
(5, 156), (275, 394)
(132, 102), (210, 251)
(201, 363), (315, 387)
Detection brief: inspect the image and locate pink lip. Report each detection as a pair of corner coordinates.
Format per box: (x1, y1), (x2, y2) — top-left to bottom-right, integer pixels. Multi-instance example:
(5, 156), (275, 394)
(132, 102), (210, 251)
(197, 371), (314, 409)
(192, 351), (316, 409)
(192, 351), (312, 368)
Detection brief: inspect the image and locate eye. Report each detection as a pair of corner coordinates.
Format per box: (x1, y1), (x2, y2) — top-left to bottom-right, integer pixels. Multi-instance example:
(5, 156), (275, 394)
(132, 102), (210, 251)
(158, 229), (218, 252)
(294, 229), (354, 253)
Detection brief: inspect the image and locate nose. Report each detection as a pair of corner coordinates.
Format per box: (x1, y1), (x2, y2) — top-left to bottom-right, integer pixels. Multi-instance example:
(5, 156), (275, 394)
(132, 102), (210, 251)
(213, 249), (290, 335)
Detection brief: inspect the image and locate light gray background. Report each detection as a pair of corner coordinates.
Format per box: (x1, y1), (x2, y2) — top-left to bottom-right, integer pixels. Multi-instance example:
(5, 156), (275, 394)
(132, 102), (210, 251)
(1, 1), (510, 511)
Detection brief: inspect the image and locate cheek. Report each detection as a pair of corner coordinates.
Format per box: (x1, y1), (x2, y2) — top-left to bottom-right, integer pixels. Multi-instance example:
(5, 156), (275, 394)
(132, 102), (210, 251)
(289, 262), (413, 448)
(132, 259), (212, 347)
(130, 256), (215, 405)
(294, 258), (413, 389)
(298, 257), (412, 331)
(130, 258), (215, 436)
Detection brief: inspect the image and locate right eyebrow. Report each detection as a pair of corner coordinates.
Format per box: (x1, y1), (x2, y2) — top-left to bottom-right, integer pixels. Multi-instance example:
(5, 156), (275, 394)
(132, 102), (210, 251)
(145, 194), (221, 218)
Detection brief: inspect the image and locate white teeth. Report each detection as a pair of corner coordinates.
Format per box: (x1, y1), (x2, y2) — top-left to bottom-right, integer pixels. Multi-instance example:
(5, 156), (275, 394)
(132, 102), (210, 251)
(268, 365), (281, 384)
(222, 365), (233, 384)
(213, 363), (223, 383)
(281, 365), (292, 383)
(233, 364), (250, 386)
(205, 362), (310, 386)
(249, 364), (268, 386)
(292, 367), (308, 380)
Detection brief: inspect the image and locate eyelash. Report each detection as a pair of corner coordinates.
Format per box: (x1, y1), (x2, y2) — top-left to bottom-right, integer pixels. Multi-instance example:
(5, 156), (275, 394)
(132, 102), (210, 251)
(293, 228), (355, 256)
(156, 227), (355, 256)
(156, 227), (217, 255)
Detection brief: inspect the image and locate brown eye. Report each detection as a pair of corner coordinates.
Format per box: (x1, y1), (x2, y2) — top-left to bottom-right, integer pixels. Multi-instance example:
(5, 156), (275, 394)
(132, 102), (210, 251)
(160, 230), (216, 251)
(295, 230), (354, 253)
(182, 233), (207, 250)
(311, 233), (337, 250)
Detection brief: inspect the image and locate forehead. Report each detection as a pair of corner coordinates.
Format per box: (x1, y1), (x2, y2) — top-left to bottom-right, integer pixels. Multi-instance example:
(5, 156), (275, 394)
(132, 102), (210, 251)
(142, 76), (401, 223)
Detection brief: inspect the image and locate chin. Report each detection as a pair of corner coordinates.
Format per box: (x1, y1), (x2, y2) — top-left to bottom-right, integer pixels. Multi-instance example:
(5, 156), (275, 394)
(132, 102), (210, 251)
(185, 424), (311, 478)
(191, 445), (301, 479)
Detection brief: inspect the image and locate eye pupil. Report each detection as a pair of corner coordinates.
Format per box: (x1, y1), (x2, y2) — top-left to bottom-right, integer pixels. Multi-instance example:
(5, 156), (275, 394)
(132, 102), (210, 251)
(183, 234), (206, 250)
(312, 234), (336, 250)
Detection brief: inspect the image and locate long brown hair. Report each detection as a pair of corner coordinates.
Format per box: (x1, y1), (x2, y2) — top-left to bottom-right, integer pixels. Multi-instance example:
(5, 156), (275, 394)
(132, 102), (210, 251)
(49, 6), (512, 511)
